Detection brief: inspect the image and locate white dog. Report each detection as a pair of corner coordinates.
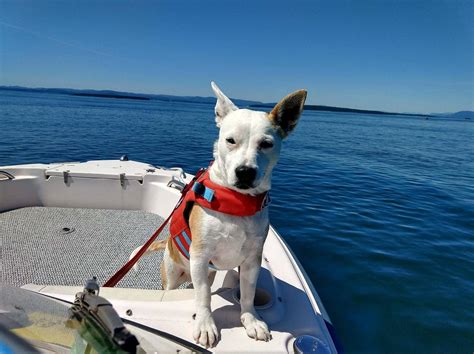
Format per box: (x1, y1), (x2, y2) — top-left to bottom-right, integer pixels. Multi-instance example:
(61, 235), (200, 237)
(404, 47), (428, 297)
(131, 82), (306, 348)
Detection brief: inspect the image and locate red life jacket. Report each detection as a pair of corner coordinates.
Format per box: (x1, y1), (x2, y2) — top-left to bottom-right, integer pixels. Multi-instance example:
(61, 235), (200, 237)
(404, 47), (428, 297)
(169, 168), (270, 265)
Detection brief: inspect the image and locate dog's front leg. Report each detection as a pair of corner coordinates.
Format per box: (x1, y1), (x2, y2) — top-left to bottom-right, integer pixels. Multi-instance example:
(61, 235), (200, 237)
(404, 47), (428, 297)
(190, 258), (218, 348)
(239, 255), (272, 341)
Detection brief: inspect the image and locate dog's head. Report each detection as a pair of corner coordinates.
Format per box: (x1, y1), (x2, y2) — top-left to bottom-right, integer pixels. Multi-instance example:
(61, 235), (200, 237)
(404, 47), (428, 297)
(210, 81), (307, 195)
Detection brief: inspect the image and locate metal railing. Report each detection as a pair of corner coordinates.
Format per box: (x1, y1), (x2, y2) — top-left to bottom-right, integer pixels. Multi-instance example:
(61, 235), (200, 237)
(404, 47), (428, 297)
(0, 171), (14, 180)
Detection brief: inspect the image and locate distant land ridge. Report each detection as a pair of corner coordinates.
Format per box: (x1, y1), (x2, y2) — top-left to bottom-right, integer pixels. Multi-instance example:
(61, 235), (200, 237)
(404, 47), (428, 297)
(430, 111), (474, 119)
(0, 85), (259, 107)
(72, 92), (150, 100)
(250, 103), (431, 117)
(1, 85), (471, 118)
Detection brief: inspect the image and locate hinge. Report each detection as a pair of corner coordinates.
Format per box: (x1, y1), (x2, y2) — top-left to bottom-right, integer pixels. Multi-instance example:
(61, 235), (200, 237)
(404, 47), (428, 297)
(120, 173), (125, 187)
(63, 170), (70, 184)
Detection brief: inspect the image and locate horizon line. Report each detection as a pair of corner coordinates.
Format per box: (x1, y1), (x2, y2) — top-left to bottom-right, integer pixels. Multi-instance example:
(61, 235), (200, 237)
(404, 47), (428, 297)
(0, 84), (470, 116)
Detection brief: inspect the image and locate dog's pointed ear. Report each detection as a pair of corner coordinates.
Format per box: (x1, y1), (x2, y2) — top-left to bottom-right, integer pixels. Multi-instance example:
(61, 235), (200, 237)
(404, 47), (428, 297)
(211, 81), (238, 127)
(269, 90), (307, 138)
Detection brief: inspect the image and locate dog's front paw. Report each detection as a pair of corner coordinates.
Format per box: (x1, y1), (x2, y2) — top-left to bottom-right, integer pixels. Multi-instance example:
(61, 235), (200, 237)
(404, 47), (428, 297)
(193, 314), (219, 348)
(241, 312), (271, 341)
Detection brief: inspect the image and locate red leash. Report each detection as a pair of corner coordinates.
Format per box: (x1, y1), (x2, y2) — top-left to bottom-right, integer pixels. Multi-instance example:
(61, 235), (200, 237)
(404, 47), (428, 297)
(103, 211), (175, 287)
(103, 168), (206, 287)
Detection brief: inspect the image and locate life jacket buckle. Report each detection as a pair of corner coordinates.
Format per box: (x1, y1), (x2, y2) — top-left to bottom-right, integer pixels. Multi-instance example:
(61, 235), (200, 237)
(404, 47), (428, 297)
(192, 182), (215, 202)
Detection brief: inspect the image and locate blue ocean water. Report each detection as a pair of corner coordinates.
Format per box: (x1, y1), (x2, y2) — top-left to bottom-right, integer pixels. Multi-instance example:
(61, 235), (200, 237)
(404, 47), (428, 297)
(1, 90), (473, 353)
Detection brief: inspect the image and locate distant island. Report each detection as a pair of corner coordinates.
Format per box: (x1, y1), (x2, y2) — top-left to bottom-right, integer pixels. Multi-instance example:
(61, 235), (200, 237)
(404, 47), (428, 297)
(250, 103), (431, 117)
(1, 85), (471, 119)
(431, 111), (474, 120)
(72, 92), (150, 100)
(0, 85), (259, 107)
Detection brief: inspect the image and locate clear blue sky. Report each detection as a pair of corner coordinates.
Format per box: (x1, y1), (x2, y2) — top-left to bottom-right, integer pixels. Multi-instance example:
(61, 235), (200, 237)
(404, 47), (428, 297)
(1, 0), (472, 113)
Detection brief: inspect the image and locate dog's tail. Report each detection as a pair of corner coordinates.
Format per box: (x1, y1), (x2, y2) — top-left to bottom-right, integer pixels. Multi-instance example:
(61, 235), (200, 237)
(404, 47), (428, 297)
(129, 239), (167, 272)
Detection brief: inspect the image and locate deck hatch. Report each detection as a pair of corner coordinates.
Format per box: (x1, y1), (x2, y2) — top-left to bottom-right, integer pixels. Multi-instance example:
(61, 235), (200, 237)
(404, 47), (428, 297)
(44, 160), (155, 182)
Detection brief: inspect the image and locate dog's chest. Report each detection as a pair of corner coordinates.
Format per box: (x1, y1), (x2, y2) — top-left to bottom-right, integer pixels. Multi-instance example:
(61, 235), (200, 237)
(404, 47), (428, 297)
(201, 208), (269, 269)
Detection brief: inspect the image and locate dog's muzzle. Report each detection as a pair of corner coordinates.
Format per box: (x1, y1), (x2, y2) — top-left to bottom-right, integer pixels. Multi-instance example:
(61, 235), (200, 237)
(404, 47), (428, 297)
(235, 165), (257, 189)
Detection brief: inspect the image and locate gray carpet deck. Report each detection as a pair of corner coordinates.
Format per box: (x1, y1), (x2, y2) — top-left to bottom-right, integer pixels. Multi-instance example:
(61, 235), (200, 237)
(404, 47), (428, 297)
(0, 207), (179, 289)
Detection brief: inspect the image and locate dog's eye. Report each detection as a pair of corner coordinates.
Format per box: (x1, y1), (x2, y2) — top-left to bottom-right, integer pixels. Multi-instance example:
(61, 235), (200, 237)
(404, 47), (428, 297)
(259, 140), (274, 149)
(226, 138), (236, 144)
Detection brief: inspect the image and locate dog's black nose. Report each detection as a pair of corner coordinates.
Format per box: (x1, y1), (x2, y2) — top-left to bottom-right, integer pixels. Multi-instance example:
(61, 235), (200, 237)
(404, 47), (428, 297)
(235, 165), (257, 187)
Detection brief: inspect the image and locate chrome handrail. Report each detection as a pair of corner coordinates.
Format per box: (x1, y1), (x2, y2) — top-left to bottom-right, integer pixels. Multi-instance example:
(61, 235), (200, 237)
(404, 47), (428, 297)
(0, 171), (15, 180)
(167, 176), (186, 191)
(168, 167), (187, 180)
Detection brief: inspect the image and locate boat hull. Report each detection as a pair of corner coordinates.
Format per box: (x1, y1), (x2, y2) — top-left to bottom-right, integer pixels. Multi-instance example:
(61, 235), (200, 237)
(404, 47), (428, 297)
(0, 159), (340, 353)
